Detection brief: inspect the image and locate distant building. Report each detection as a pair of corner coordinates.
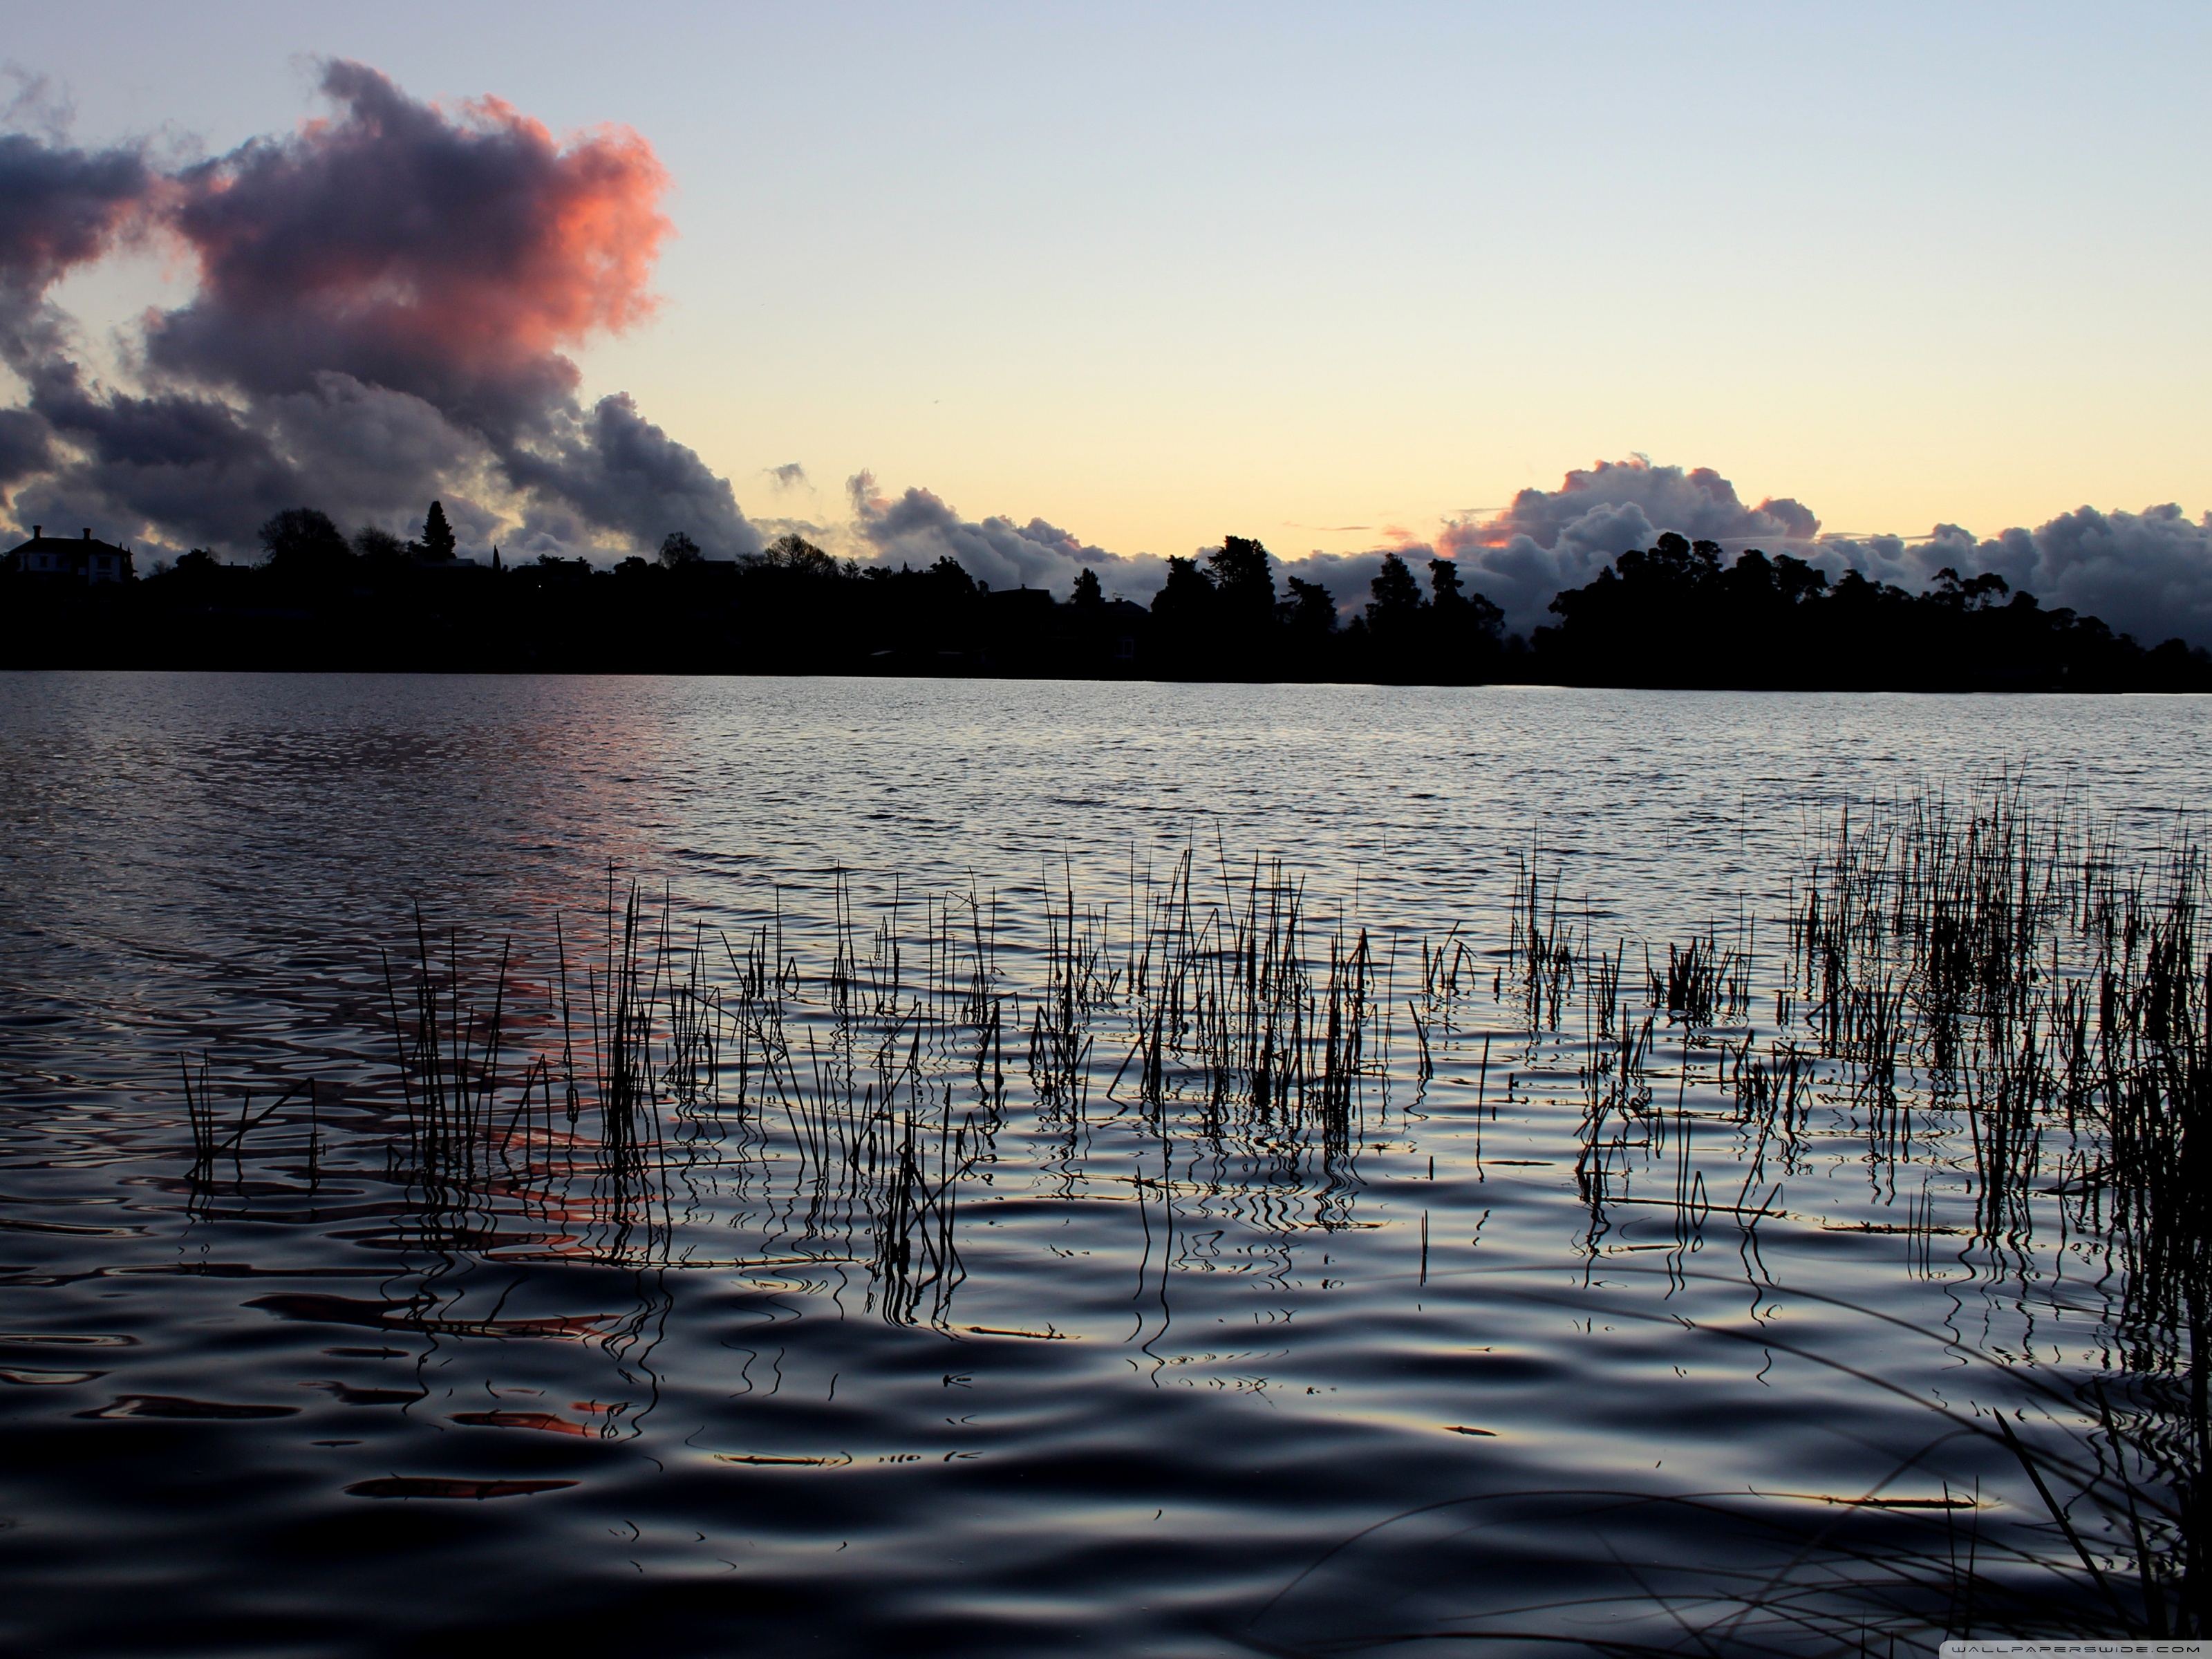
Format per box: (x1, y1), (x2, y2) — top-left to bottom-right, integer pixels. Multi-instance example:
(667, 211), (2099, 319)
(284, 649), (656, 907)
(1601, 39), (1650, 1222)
(1100, 598), (1148, 662)
(6, 525), (134, 583)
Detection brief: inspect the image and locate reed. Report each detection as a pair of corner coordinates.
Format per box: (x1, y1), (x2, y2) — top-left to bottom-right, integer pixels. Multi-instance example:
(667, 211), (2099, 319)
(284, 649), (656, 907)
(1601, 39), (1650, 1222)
(1783, 785), (2207, 1633)
(166, 793), (2206, 1640)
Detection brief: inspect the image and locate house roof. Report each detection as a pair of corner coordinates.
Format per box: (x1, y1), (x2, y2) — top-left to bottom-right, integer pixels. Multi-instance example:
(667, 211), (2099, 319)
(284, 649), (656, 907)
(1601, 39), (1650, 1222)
(8, 530), (132, 559)
(982, 585), (1056, 610)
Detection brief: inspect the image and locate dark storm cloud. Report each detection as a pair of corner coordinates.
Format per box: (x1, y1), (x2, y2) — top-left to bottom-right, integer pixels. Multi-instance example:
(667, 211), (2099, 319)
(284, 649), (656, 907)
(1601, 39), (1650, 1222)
(1432, 457), (1824, 634)
(1407, 457), (2211, 647)
(1826, 506), (2212, 648)
(147, 60), (658, 438)
(838, 456), (2212, 651)
(505, 393), (755, 559)
(13, 361), (294, 543)
(0, 406), (49, 490)
(0, 128), (150, 321)
(847, 471), (1165, 598)
(0, 62), (758, 559)
(0, 124), (156, 509)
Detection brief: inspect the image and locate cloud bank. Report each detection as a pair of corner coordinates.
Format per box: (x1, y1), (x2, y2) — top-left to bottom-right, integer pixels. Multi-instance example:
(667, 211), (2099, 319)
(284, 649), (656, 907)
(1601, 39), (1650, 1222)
(846, 471), (1170, 599)
(0, 61), (757, 561)
(1423, 457), (2212, 646)
(1855, 507), (2212, 651)
(1418, 458), (1832, 636)
(826, 456), (2211, 651)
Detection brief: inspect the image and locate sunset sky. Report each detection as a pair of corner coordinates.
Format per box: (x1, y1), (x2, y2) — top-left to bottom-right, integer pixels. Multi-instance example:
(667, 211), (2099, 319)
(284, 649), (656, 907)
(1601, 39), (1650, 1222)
(4, 0), (2206, 585)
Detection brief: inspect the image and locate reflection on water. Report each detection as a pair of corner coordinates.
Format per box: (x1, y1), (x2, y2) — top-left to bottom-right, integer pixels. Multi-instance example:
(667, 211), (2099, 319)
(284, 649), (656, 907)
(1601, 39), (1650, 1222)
(0, 673), (2203, 1658)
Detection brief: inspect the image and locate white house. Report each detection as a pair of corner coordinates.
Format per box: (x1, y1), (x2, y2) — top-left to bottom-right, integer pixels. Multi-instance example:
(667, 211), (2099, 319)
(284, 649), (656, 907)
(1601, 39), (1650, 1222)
(6, 526), (135, 583)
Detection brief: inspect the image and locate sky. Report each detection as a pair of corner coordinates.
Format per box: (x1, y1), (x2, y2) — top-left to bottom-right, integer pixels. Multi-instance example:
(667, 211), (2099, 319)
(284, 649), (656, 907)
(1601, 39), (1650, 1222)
(1, 0), (2207, 635)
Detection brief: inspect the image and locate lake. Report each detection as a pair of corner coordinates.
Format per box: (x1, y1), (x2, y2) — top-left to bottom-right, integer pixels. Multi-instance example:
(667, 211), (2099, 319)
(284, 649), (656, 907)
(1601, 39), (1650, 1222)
(0, 672), (2202, 1658)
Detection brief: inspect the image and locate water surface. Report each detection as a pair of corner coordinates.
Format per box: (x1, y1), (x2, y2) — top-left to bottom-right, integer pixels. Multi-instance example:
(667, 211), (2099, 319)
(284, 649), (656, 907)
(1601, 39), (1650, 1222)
(0, 673), (2201, 1657)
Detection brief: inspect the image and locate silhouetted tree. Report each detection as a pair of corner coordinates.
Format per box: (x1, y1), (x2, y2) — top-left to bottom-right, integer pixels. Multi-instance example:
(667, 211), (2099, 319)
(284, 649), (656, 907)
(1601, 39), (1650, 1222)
(1930, 566), (2010, 610)
(1152, 556), (1216, 624)
(419, 500), (457, 562)
(1282, 577), (1335, 628)
(1365, 553), (1424, 635)
(927, 554), (977, 595)
(258, 507), (351, 573)
(1774, 553), (1828, 605)
(1147, 555), (1220, 669)
(1461, 590), (1506, 641)
(659, 530), (702, 568)
(1207, 535), (1276, 626)
(1429, 559), (1503, 635)
(1528, 526), (2212, 691)
(1423, 556), (1505, 674)
(30, 501), (2204, 690)
(352, 525), (406, 562)
(756, 533), (838, 577)
(1280, 577), (1338, 641)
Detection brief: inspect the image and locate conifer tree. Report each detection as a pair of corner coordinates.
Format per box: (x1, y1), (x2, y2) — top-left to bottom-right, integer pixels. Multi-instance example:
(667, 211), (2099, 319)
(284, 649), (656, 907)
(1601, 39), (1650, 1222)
(1151, 556), (1217, 625)
(1280, 577), (1338, 637)
(1365, 553), (1424, 633)
(420, 500), (456, 561)
(1206, 535), (1276, 624)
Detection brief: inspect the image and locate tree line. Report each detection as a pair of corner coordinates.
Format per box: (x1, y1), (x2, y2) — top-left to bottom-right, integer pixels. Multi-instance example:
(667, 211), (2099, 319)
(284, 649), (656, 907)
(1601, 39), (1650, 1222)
(3, 503), (2206, 692)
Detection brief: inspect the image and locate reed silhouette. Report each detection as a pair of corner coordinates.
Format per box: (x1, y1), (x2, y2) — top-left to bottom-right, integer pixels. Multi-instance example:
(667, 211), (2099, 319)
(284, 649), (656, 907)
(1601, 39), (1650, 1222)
(174, 793), (2206, 1647)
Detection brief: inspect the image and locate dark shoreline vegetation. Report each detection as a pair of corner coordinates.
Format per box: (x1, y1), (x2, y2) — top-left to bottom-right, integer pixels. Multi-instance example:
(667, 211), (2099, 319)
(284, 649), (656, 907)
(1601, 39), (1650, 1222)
(168, 787), (2206, 1647)
(6, 506), (2209, 691)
